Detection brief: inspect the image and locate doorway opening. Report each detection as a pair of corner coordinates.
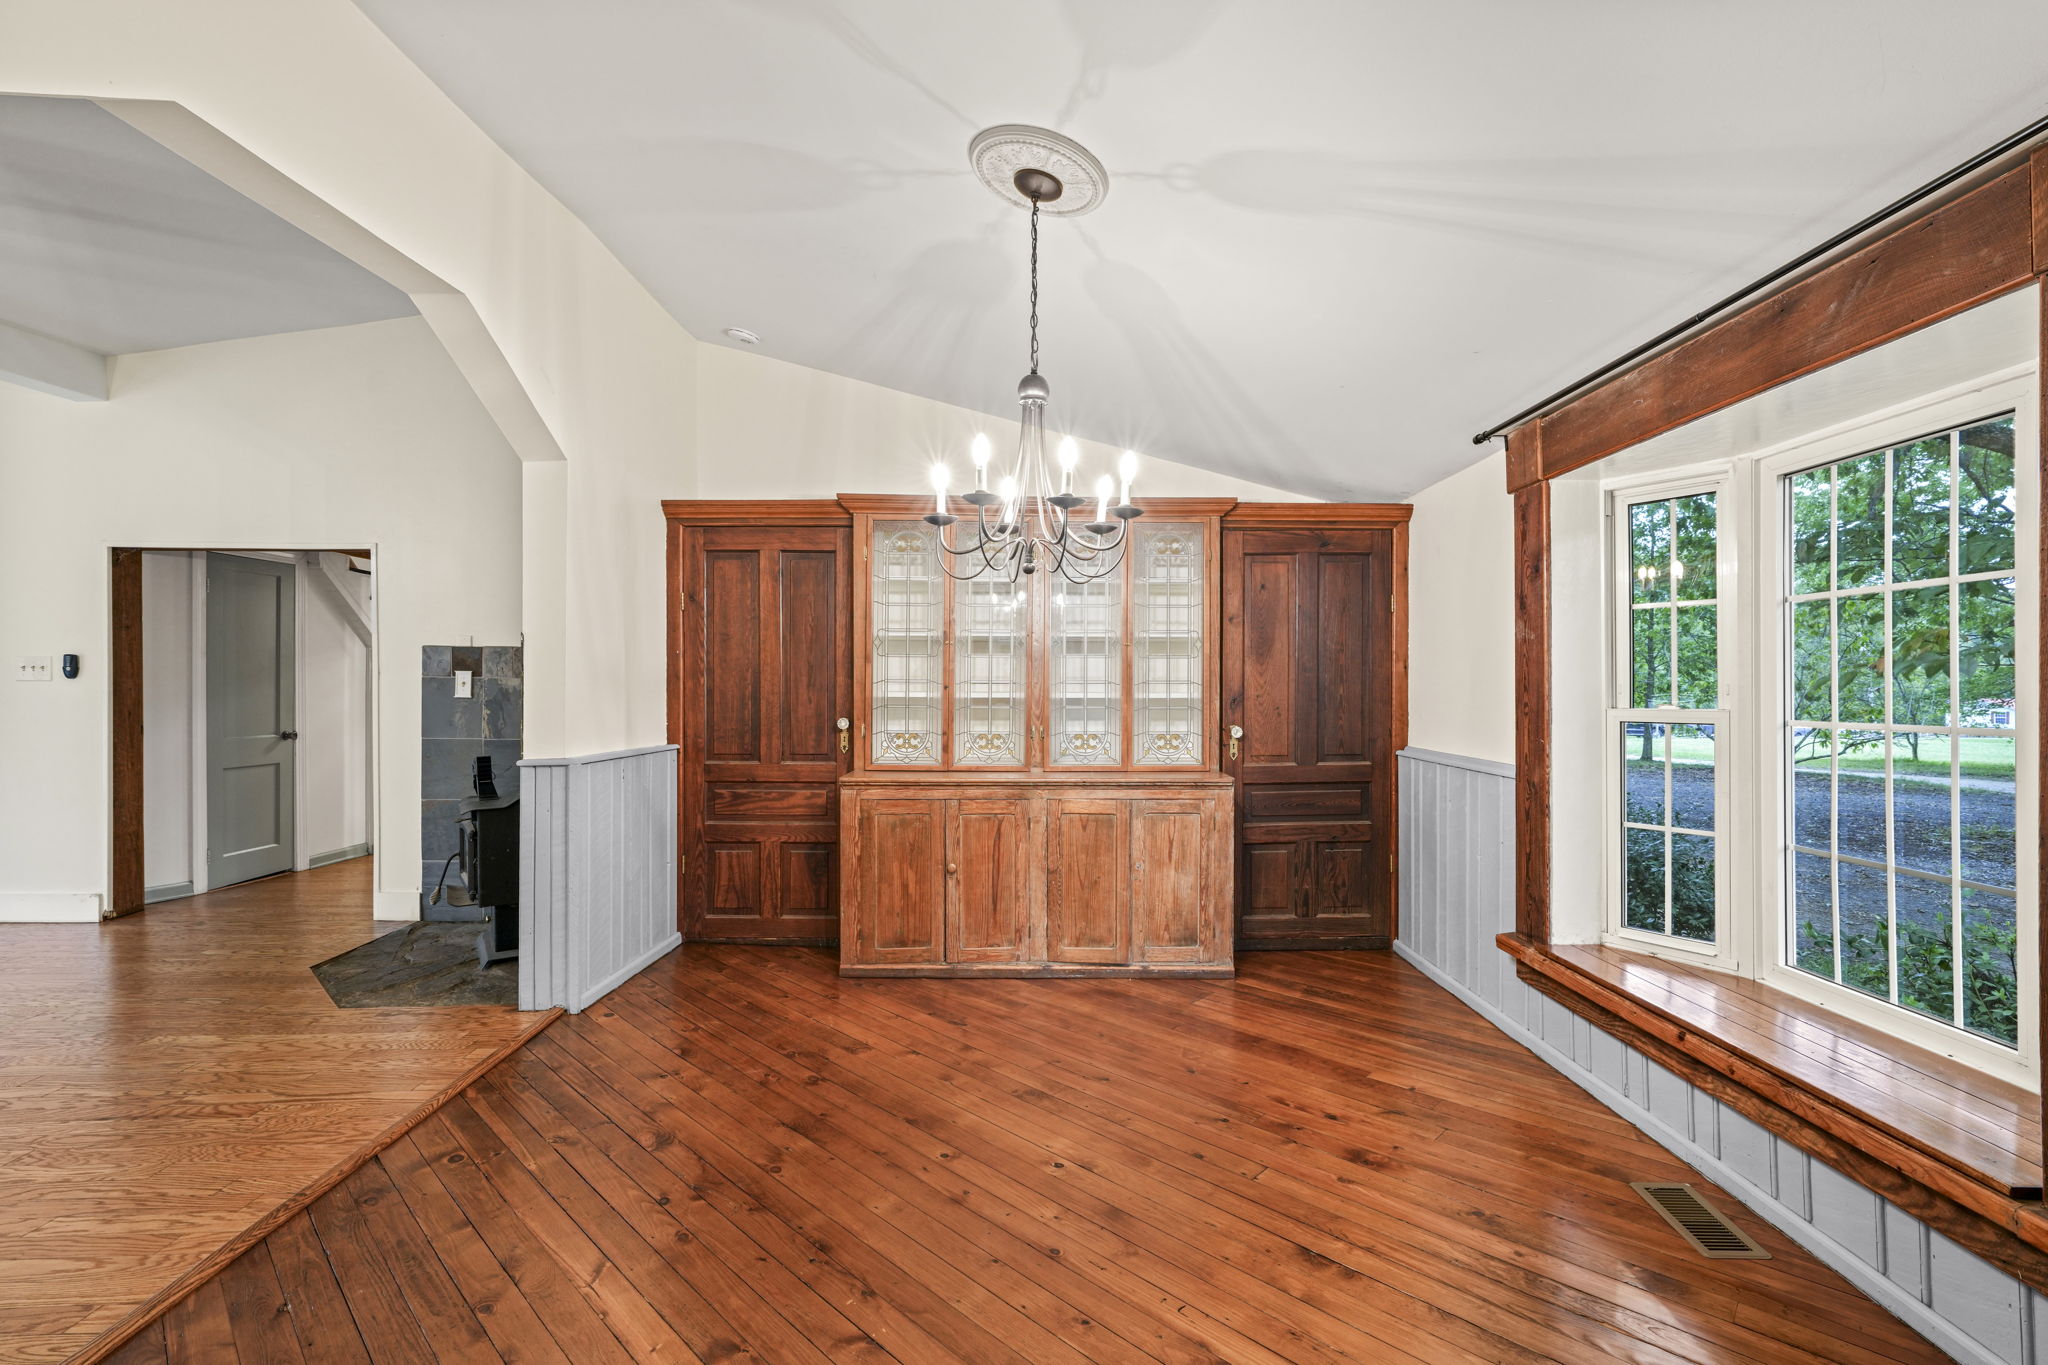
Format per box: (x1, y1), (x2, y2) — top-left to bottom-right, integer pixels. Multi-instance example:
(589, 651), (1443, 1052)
(111, 546), (376, 914)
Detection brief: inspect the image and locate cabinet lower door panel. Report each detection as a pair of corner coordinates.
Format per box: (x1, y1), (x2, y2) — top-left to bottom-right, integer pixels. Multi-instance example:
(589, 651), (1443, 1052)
(850, 800), (945, 964)
(1130, 800), (1216, 963)
(1045, 799), (1130, 964)
(947, 800), (1032, 963)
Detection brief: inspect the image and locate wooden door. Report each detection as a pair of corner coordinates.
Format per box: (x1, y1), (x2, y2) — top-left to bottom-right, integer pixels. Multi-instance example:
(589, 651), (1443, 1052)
(1130, 797), (1214, 964)
(679, 523), (851, 942)
(1223, 526), (1394, 947)
(946, 798), (1032, 963)
(1045, 798), (1129, 963)
(847, 798), (946, 964)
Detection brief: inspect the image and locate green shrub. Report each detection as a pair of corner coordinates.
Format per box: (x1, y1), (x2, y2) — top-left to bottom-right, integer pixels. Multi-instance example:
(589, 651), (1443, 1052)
(1796, 917), (2017, 1045)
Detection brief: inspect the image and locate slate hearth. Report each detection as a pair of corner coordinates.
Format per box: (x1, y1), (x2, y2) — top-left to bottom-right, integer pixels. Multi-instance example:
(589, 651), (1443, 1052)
(421, 643), (521, 920)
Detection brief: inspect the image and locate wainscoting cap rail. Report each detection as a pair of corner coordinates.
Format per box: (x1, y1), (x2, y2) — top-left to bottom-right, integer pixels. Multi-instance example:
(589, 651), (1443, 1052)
(1397, 747), (1516, 780)
(519, 743), (680, 768)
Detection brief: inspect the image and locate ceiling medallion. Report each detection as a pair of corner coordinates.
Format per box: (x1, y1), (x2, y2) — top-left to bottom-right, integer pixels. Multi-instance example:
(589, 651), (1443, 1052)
(968, 124), (1108, 217)
(923, 127), (1138, 586)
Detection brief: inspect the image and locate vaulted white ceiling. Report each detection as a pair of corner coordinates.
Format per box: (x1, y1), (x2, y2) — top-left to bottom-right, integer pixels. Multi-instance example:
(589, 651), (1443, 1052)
(0, 95), (412, 360)
(354, 2), (2048, 499)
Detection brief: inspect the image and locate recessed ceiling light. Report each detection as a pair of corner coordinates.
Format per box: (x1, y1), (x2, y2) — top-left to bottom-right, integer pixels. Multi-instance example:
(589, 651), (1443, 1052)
(724, 327), (760, 345)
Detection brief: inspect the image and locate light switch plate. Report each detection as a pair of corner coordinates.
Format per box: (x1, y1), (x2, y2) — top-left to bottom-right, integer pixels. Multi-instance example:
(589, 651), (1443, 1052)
(16, 656), (51, 682)
(454, 669), (472, 699)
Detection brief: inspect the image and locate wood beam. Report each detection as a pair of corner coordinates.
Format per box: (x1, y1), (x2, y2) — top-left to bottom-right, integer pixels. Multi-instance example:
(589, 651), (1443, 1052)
(1513, 163), (2035, 481)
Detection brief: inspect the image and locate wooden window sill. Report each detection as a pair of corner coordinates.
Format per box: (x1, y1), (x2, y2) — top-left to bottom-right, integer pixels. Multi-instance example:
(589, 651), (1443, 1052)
(1498, 933), (2047, 1255)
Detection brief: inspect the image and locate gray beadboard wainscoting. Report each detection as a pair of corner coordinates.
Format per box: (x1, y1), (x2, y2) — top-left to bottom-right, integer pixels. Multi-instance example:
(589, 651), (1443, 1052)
(519, 745), (680, 1013)
(1396, 746), (2044, 1365)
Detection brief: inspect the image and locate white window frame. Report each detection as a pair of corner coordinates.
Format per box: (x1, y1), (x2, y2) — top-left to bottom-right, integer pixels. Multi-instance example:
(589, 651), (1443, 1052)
(1603, 469), (1737, 968)
(1598, 367), (2039, 1088)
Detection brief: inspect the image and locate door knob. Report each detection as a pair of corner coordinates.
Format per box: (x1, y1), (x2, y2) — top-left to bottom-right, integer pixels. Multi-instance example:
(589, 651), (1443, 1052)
(836, 716), (850, 754)
(280, 730), (299, 741)
(1227, 724), (1242, 760)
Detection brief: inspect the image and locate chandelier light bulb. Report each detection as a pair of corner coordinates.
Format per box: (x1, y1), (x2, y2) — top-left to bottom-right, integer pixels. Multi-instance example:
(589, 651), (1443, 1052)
(1056, 437), (1079, 493)
(929, 462), (951, 517)
(1094, 473), (1113, 525)
(1118, 449), (1140, 504)
(970, 433), (992, 492)
(997, 474), (1020, 528)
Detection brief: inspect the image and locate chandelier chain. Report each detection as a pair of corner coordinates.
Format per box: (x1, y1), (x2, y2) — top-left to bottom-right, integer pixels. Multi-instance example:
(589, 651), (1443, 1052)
(1028, 199), (1040, 375)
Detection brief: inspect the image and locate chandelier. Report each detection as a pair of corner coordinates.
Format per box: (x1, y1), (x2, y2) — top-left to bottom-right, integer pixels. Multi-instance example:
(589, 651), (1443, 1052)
(923, 127), (1140, 584)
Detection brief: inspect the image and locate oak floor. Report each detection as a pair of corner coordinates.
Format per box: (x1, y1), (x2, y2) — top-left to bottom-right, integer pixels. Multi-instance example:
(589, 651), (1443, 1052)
(111, 944), (1949, 1364)
(0, 859), (537, 1365)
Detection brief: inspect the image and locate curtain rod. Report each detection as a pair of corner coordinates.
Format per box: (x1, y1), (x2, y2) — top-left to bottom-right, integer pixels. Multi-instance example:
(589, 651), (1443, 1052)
(1471, 110), (2048, 447)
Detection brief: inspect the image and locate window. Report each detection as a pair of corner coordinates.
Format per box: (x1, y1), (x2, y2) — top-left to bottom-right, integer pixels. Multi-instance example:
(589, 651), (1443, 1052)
(1597, 380), (2034, 1080)
(1783, 416), (2020, 1045)
(1613, 490), (1725, 951)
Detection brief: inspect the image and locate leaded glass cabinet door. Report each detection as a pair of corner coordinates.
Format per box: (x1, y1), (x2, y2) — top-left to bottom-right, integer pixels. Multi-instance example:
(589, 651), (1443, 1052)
(869, 520), (942, 765)
(953, 562), (1027, 766)
(1132, 522), (1206, 765)
(1049, 569), (1123, 766)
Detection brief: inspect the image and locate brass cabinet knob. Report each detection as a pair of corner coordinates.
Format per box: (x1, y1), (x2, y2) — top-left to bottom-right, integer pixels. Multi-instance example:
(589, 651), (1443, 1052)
(946, 862), (958, 874)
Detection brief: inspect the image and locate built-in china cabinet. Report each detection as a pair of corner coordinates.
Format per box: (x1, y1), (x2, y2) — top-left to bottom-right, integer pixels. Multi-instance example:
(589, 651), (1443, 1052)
(838, 495), (1235, 976)
(665, 496), (1408, 976)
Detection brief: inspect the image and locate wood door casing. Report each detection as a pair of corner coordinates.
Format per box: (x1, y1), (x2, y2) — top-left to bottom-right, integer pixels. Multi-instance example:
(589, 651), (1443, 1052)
(1044, 798), (1130, 964)
(1223, 526), (1396, 948)
(679, 522), (851, 943)
(946, 799), (1032, 963)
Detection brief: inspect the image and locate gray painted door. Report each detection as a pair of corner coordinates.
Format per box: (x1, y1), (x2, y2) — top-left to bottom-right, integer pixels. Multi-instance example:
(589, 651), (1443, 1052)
(206, 554), (296, 889)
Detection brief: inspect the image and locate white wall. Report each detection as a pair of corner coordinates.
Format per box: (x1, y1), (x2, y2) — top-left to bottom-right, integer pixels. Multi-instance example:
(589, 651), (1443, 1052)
(298, 554), (371, 861)
(7, 0), (701, 768)
(1406, 448), (1516, 765)
(0, 316), (518, 920)
(140, 552), (196, 892)
(696, 344), (1311, 503)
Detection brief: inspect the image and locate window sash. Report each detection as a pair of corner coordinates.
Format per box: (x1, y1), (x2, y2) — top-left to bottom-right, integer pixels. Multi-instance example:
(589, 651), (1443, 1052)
(1605, 474), (1733, 964)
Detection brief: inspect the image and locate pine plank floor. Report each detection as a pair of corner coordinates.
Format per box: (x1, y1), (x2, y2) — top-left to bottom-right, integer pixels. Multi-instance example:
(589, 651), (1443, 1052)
(0, 860), (538, 1365)
(123, 943), (1950, 1364)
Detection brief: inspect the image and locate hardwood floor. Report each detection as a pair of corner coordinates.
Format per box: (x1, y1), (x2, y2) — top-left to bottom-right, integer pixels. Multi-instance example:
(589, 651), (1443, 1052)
(0, 859), (543, 1365)
(122, 944), (1948, 1364)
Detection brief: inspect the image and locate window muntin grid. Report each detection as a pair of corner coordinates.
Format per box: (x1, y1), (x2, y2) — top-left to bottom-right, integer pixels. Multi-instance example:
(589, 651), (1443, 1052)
(1784, 413), (2020, 1046)
(869, 521), (942, 765)
(1132, 523), (1204, 765)
(953, 565), (1026, 766)
(1050, 570), (1122, 766)
(1615, 490), (1723, 949)
(1621, 722), (1718, 942)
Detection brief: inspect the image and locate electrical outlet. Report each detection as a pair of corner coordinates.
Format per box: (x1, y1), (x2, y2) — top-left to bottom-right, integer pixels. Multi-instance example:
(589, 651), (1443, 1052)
(16, 656), (51, 681)
(454, 669), (472, 699)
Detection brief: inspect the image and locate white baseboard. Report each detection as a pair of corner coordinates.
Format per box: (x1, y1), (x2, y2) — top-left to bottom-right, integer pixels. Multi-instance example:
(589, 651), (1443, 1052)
(309, 843), (372, 869)
(1392, 940), (2002, 1365)
(373, 889), (423, 921)
(0, 893), (103, 922)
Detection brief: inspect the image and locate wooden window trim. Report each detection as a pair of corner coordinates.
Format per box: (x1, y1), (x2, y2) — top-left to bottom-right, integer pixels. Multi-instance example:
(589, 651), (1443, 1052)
(1502, 147), (2048, 1291)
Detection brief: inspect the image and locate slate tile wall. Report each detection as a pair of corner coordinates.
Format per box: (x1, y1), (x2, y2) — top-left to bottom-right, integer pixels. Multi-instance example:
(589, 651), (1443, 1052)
(421, 644), (522, 919)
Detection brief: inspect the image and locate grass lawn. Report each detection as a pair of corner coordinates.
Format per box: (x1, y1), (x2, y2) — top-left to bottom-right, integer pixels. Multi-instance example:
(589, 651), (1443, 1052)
(1652, 731), (2015, 783)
